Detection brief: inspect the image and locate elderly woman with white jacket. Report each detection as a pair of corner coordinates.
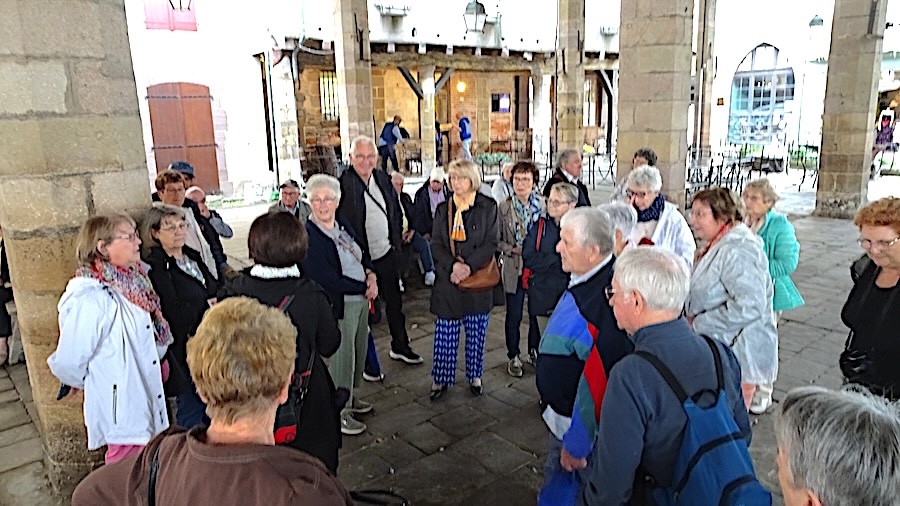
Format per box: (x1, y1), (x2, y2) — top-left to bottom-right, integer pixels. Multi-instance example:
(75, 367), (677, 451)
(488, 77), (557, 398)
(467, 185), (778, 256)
(685, 188), (778, 411)
(48, 214), (171, 464)
(622, 165), (695, 268)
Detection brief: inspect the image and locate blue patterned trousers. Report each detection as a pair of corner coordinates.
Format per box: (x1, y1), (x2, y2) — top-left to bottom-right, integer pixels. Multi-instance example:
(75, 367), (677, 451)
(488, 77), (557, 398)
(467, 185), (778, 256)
(432, 313), (489, 386)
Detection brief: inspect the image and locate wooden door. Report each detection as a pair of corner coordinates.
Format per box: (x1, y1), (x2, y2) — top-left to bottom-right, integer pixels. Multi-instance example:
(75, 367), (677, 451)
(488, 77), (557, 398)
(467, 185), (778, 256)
(147, 82), (220, 192)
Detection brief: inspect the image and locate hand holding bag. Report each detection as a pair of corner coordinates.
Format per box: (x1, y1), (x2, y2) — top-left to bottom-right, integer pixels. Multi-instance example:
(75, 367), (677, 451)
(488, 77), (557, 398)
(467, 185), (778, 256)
(448, 199), (500, 292)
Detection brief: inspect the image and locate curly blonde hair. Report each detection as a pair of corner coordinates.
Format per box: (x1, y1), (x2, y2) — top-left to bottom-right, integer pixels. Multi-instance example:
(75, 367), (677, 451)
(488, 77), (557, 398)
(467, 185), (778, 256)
(854, 198), (900, 234)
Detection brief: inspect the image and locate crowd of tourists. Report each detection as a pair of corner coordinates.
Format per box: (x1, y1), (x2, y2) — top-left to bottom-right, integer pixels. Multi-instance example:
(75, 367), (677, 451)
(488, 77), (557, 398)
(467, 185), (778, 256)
(41, 139), (900, 504)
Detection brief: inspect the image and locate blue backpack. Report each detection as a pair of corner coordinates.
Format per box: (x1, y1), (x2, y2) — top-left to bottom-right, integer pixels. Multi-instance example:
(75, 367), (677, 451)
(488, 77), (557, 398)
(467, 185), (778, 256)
(635, 336), (772, 506)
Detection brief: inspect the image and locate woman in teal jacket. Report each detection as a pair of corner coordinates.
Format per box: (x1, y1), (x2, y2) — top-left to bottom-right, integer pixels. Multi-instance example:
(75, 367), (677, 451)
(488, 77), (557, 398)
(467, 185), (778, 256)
(742, 178), (804, 414)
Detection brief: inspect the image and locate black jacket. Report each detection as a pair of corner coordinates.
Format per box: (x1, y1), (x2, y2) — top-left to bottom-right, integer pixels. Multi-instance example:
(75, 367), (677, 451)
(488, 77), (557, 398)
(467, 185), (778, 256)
(302, 218), (374, 320)
(430, 193), (500, 319)
(413, 183), (451, 237)
(144, 246), (219, 396)
(222, 273), (342, 472)
(399, 192), (416, 232)
(521, 216), (568, 316)
(152, 194), (228, 275)
(337, 168), (403, 258)
(542, 169), (591, 207)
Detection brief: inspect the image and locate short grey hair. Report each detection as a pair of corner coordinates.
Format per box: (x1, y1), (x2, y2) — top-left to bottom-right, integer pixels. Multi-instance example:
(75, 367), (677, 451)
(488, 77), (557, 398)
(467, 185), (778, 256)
(550, 182), (579, 204)
(560, 207), (613, 256)
(391, 172), (405, 183)
(305, 174), (341, 202)
(597, 202), (638, 239)
(625, 164), (663, 193)
(613, 247), (690, 312)
(557, 148), (581, 169)
(775, 386), (900, 506)
(350, 136), (376, 154)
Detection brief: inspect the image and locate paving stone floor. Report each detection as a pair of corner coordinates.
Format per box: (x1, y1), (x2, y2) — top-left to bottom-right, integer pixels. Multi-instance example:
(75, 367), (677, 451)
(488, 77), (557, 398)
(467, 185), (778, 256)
(0, 177), (884, 505)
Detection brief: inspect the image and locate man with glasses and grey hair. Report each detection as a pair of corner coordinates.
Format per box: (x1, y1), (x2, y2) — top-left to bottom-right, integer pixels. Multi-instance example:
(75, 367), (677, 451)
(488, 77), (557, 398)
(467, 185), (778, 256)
(582, 247), (750, 504)
(536, 207), (631, 504)
(775, 386), (900, 506)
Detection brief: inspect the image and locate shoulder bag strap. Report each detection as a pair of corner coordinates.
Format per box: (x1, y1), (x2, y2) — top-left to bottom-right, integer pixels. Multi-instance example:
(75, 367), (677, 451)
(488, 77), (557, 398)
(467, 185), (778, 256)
(278, 292), (316, 397)
(699, 335), (725, 392)
(633, 351), (689, 404)
(147, 438), (162, 506)
(362, 177), (389, 220)
(535, 218), (545, 251)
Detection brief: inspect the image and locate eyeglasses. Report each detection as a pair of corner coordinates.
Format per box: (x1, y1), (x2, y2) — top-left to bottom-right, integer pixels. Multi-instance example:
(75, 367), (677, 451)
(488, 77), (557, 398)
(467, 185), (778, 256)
(604, 287), (616, 300)
(858, 236), (900, 250)
(352, 154), (378, 161)
(311, 196), (337, 205)
(113, 232), (139, 242)
(512, 176), (533, 184)
(625, 189), (648, 199)
(281, 190), (300, 197)
(690, 209), (710, 219)
(163, 187), (185, 194)
(159, 223), (188, 232)
(548, 199), (572, 208)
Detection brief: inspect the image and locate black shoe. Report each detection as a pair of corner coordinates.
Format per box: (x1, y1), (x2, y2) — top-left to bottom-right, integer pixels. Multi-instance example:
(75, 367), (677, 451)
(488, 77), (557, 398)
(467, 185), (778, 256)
(469, 383), (483, 397)
(429, 385), (448, 401)
(389, 348), (424, 365)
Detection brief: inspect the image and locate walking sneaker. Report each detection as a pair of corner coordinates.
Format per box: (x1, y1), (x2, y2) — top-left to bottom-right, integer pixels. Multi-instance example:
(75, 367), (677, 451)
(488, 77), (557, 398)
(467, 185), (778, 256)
(389, 348), (424, 365)
(340, 411), (367, 435)
(362, 370), (385, 382)
(424, 271), (436, 286)
(749, 392), (773, 415)
(507, 356), (524, 378)
(528, 349), (538, 367)
(350, 398), (373, 415)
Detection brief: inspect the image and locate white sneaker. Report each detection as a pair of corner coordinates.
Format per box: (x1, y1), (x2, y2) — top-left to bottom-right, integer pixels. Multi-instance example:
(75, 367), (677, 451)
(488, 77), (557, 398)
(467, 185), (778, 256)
(749, 392), (772, 415)
(424, 271), (436, 286)
(507, 356), (523, 378)
(399, 279), (405, 293)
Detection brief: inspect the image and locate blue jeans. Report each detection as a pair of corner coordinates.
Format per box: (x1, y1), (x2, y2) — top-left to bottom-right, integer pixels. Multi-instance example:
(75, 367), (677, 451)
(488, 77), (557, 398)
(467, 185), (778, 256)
(462, 138), (472, 160)
(505, 278), (541, 359)
(409, 232), (434, 273)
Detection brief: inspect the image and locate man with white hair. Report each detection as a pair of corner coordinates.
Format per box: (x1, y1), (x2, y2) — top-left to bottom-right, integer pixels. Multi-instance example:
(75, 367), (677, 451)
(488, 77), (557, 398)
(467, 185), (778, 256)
(535, 207), (631, 504)
(582, 247), (750, 504)
(775, 386), (900, 506)
(338, 136), (422, 365)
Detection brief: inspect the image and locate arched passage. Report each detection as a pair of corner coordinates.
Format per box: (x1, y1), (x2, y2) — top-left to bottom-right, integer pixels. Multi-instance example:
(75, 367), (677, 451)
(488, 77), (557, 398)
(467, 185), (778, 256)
(727, 44), (795, 145)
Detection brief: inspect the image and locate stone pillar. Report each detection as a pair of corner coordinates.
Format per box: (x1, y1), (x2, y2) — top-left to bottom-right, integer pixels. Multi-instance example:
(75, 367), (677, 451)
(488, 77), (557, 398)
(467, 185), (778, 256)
(556, 0), (585, 150)
(419, 65), (437, 177)
(694, 0), (717, 164)
(334, 0), (375, 158)
(531, 71), (553, 163)
(0, 0), (151, 494)
(617, 1), (693, 207)
(272, 56), (302, 182)
(815, 0), (888, 218)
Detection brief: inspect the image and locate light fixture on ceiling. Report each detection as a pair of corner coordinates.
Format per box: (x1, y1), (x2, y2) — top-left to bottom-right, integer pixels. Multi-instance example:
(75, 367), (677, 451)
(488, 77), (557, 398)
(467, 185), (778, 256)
(456, 81), (467, 93)
(463, 1), (487, 33)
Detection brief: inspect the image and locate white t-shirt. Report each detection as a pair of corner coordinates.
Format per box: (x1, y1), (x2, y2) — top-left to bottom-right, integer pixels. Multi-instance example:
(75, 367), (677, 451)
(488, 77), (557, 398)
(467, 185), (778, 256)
(364, 177), (391, 261)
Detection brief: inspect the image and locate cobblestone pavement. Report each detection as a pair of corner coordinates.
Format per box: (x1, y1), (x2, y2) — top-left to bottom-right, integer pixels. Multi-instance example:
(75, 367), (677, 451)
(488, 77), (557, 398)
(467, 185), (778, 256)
(0, 178), (882, 504)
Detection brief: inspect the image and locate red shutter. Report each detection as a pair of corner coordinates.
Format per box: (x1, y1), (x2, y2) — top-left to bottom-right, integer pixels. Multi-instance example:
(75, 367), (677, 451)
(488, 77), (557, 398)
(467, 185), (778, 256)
(147, 83), (220, 192)
(144, 0), (197, 31)
(144, 0), (170, 29)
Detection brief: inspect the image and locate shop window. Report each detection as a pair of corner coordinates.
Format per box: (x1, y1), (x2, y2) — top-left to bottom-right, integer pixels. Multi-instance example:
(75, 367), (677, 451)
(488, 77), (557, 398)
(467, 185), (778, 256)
(728, 44), (795, 145)
(144, 0), (197, 31)
(319, 71), (340, 121)
(491, 93), (511, 113)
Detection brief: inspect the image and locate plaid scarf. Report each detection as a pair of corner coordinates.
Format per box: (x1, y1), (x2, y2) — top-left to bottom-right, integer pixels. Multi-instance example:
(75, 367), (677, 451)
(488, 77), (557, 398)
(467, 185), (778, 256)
(76, 260), (173, 346)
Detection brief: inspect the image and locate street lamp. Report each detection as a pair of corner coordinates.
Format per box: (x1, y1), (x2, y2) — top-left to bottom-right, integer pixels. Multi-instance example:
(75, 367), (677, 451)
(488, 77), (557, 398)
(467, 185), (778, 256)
(463, 1), (487, 33)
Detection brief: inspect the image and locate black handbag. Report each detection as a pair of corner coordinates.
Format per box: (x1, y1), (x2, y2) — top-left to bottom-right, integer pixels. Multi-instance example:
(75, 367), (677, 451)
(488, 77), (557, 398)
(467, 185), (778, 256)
(273, 295), (316, 445)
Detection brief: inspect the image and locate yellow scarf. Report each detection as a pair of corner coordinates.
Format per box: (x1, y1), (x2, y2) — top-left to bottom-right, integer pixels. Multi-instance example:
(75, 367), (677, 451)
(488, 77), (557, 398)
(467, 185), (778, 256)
(451, 192), (476, 242)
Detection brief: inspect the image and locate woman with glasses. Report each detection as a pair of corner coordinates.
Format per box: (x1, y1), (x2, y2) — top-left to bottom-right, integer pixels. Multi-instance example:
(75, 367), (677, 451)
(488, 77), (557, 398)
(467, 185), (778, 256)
(621, 165), (695, 268)
(48, 214), (171, 464)
(301, 174), (378, 438)
(141, 205), (219, 428)
(841, 197), (900, 400)
(499, 161), (543, 377)
(741, 179), (803, 413)
(521, 182), (578, 356)
(685, 188), (777, 412)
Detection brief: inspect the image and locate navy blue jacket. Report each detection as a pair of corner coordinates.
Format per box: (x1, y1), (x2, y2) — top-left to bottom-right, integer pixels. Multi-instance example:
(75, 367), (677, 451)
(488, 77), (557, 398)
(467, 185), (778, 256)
(542, 169), (591, 207)
(412, 183), (451, 237)
(582, 318), (751, 505)
(521, 216), (568, 316)
(302, 218), (374, 320)
(337, 168), (403, 258)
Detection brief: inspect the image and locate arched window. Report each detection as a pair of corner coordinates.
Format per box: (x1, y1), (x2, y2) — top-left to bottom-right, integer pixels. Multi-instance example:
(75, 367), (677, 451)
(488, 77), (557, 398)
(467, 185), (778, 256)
(728, 44), (795, 145)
